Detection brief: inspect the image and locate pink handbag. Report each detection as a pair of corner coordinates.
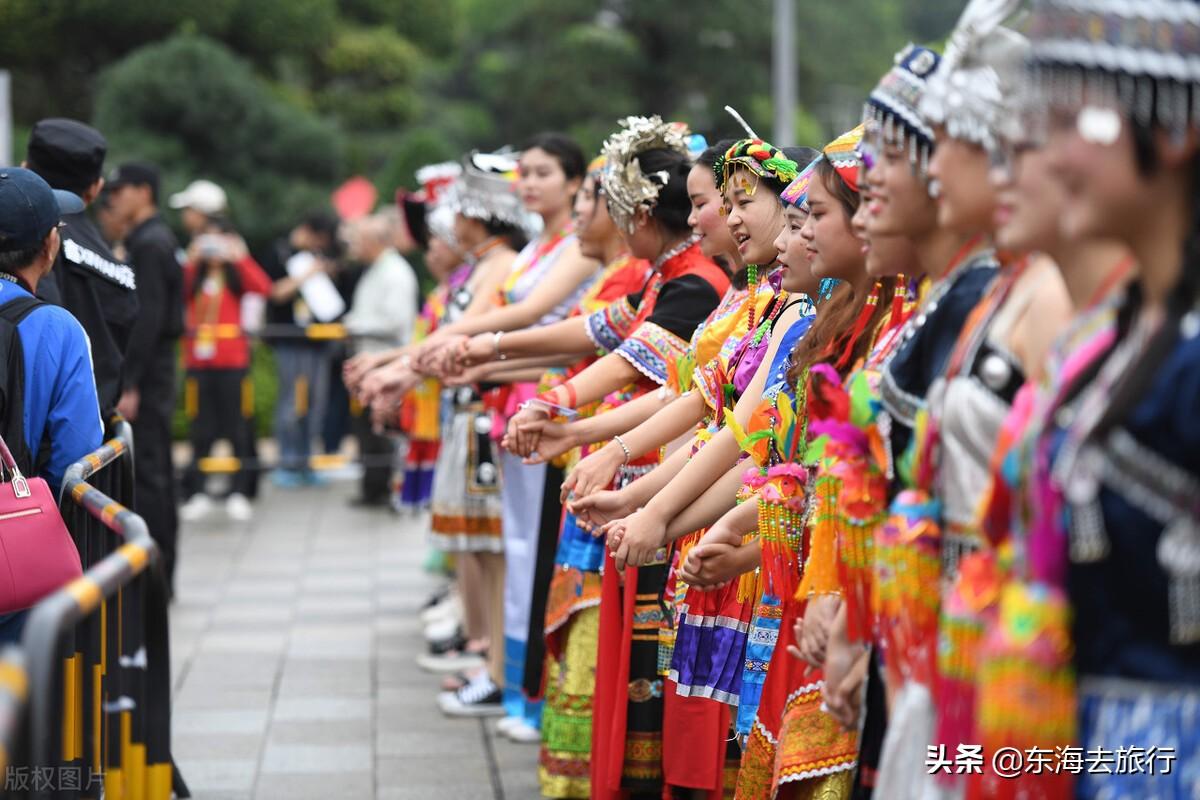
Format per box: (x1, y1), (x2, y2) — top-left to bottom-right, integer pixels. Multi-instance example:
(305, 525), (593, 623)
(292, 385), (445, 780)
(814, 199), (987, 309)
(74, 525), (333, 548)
(0, 434), (82, 612)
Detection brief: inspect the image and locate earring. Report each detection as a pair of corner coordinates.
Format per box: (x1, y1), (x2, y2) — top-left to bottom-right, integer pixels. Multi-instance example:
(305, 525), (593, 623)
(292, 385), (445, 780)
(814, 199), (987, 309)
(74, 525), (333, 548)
(819, 278), (840, 301)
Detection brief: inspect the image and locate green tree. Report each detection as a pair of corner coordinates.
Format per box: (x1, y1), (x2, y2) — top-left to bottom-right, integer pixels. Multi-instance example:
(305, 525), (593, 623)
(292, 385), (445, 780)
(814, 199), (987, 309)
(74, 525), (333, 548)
(93, 34), (343, 250)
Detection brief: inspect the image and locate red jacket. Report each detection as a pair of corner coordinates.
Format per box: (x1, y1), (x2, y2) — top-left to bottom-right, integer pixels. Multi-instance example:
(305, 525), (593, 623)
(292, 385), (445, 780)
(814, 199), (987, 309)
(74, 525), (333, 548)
(182, 256), (273, 370)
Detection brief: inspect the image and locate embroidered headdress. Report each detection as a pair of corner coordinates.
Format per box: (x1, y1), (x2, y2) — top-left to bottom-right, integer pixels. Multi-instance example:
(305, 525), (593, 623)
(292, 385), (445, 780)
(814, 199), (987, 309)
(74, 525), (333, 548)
(822, 124), (866, 193)
(864, 44), (943, 175)
(780, 157), (820, 208)
(920, 0), (1030, 154)
(600, 116), (691, 234)
(780, 125), (865, 207)
(1027, 0), (1200, 137)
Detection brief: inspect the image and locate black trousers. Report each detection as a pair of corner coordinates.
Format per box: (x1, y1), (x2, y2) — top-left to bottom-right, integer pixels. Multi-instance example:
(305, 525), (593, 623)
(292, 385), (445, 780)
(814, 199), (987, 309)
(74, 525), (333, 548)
(182, 368), (255, 499)
(132, 351), (179, 590)
(352, 411), (395, 502)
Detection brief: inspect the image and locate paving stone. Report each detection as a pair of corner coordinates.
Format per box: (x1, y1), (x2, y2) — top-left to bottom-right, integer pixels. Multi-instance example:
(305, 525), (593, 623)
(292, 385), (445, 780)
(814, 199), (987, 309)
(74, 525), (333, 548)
(272, 696), (371, 722)
(277, 658), (372, 696)
(173, 685), (276, 712)
(375, 755), (491, 788)
(173, 732), (265, 760)
(260, 742), (373, 774)
(177, 758), (258, 793)
(174, 709), (270, 735)
(169, 480), (555, 799)
(201, 630), (289, 655)
(254, 772), (374, 800)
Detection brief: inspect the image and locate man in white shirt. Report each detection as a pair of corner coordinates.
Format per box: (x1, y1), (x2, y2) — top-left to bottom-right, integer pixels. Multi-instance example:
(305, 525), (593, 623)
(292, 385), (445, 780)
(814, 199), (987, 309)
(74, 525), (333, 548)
(343, 212), (419, 506)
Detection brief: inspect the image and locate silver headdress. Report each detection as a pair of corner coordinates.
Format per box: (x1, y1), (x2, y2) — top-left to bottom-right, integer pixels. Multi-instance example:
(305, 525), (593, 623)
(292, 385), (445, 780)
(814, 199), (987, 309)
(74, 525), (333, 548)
(920, 0), (1030, 153)
(449, 150), (538, 236)
(1028, 0), (1200, 136)
(600, 116), (691, 234)
(863, 44), (943, 177)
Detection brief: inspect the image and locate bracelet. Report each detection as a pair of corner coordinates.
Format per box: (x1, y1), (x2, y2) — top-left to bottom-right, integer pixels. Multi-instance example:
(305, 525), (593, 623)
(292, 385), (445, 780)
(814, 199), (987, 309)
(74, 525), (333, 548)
(612, 434), (632, 465)
(563, 382), (576, 408)
(492, 331), (506, 361)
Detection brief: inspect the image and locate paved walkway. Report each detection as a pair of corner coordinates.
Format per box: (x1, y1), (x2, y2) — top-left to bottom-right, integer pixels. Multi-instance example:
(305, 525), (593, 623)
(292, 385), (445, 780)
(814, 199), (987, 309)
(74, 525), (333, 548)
(168, 478), (540, 800)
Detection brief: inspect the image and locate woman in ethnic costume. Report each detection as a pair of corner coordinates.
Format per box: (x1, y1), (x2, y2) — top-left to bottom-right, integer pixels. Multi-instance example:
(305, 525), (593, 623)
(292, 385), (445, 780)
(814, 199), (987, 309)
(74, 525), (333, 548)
(848, 6), (1072, 796)
(419, 137), (603, 720)
(529, 156), (651, 796)
(540, 136), (813, 798)
(349, 153), (527, 702)
(493, 115), (727, 799)
(393, 165), (467, 511)
(457, 138), (742, 794)
(966, 2), (1200, 797)
(671, 129), (897, 800)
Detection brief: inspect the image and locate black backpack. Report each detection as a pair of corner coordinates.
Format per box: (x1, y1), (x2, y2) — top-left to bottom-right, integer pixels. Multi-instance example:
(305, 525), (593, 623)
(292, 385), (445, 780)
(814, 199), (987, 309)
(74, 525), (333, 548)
(0, 295), (48, 477)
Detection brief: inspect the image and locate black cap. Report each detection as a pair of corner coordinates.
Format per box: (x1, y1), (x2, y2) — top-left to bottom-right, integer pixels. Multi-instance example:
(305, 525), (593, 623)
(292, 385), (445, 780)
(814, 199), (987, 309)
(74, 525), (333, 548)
(107, 161), (160, 201)
(0, 168), (85, 253)
(26, 118), (108, 191)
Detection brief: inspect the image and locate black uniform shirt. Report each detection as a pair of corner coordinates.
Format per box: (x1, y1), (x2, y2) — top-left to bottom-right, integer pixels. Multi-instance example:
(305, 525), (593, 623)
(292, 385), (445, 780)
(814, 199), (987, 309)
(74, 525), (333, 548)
(37, 211), (139, 415)
(122, 213), (183, 391)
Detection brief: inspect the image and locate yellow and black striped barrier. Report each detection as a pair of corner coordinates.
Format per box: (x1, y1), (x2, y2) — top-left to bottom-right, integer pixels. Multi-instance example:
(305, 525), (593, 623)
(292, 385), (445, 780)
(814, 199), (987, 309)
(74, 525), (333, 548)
(18, 420), (187, 800)
(0, 647), (28, 781)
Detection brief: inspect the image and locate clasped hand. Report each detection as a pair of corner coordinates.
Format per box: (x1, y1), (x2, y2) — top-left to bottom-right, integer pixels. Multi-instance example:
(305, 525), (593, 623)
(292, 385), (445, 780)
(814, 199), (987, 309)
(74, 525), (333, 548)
(603, 507), (666, 570)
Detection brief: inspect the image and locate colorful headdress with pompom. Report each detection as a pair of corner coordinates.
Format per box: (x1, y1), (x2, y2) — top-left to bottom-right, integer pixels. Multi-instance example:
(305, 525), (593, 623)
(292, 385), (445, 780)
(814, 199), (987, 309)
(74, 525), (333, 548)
(600, 115), (692, 234)
(715, 138), (801, 196)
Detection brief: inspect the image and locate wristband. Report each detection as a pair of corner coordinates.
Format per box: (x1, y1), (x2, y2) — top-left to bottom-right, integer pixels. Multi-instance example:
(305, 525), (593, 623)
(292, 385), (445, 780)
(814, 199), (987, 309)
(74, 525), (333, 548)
(563, 382), (577, 408)
(612, 434), (632, 465)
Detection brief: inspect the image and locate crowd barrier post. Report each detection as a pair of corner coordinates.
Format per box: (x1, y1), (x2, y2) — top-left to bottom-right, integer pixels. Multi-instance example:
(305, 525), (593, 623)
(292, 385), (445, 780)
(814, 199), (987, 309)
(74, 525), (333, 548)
(15, 421), (186, 800)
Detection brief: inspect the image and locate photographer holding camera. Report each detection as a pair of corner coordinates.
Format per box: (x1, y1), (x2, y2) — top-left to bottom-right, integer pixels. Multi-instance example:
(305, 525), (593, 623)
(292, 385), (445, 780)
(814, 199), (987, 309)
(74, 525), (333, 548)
(178, 225), (272, 523)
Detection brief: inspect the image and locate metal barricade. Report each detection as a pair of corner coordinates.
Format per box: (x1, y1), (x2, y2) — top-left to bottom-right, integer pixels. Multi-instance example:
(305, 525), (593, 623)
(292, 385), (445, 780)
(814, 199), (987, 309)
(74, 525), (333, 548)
(0, 648), (28, 785)
(13, 421), (186, 799)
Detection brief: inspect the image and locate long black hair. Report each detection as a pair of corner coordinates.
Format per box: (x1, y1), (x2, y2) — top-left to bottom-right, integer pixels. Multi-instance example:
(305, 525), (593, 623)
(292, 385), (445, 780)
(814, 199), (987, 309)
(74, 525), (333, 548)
(635, 147), (694, 237)
(1060, 113), (1200, 438)
(521, 132), (587, 181)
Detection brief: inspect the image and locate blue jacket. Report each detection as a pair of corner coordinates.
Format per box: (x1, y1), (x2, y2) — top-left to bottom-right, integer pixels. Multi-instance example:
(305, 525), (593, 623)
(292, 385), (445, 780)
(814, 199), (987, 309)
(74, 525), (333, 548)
(0, 280), (103, 494)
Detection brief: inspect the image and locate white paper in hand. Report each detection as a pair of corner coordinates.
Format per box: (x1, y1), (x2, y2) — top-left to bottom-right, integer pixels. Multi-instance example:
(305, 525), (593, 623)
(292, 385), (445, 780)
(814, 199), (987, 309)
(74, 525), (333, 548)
(286, 251), (346, 323)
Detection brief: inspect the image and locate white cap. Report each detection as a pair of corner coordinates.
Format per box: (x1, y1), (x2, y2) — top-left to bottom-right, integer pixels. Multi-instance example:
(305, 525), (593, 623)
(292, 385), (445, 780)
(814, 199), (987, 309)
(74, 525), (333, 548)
(168, 179), (228, 215)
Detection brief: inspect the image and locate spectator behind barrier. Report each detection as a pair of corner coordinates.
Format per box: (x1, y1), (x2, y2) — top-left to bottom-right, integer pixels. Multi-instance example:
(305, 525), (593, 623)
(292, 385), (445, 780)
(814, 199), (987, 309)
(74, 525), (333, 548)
(264, 211), (343, 488)
(106, 161), (185, 594)
(178, 215), (273, 524)
(23, 118), (140, 418)
(0, 168), (104, 642)
(342, 212), (419, 507)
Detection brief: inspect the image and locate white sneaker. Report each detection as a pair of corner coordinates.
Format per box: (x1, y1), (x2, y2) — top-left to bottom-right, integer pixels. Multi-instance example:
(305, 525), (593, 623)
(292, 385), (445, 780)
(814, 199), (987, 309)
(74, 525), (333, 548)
(416, 650), (486, 674)
(494, 716), (521, 736)
(225, 493), (253, 522)
(424, 617), (459, 645)
(437, 674), (504, 717)
(503, 720), (541, 744)
(420, 594), (462, 626)
(180, 493), (214, 522)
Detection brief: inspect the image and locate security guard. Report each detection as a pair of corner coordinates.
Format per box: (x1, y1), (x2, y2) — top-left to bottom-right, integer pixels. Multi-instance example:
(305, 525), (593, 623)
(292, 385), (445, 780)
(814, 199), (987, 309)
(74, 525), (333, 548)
(107, 161), (184, 594)
(24, 118), (139, 417)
